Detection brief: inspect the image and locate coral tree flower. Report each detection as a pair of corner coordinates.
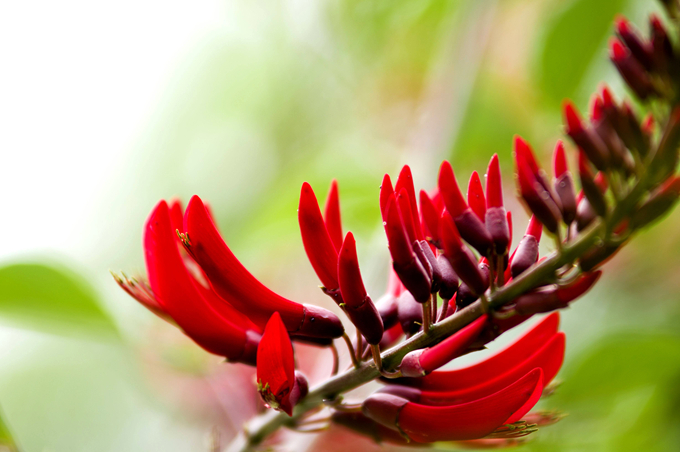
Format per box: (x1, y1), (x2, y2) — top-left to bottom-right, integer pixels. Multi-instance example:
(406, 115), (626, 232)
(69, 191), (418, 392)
(140, 200), (261, 364)
(257, 312), (307, 416)
(182, 195), (344, 339)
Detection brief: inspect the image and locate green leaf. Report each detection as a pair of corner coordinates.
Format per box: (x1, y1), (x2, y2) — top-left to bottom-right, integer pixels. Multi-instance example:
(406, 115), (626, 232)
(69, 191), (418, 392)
(537, 0), (627, 107)
(0, 263), (117, 338)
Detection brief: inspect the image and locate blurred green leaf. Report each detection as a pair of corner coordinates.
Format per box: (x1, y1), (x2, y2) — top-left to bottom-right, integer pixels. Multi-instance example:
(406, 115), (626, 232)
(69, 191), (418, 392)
(0, 263), (117, 338)
(537, 0), (627, 107)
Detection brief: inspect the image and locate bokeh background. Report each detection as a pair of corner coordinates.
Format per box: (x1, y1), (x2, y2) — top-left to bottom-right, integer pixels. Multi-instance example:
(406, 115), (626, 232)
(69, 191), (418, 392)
(1, 0), (680, 451)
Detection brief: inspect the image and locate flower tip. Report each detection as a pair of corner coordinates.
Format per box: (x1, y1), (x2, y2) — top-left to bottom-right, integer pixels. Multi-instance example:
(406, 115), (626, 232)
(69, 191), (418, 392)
(600, 85), (615, 108)
(609, 37), (629, 60)
(553, 140), (568, 178)
(589, 94), (604, 122)
(526, 215), (543, 240)
(380, 174), (395, 216)
(467, 171), (486, 221)
(438, 160), (467, 216)
(563, 100), (583, 134)
(578, 150), (591, 176)
(486, 153), (503, 208)
(615, 15), (630, 35)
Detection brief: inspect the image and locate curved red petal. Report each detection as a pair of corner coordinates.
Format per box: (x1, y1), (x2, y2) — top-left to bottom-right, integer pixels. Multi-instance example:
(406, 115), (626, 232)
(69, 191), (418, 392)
(184, 195), (343, 338)
(553, 140), (568, 178)
(418, 315), (488, 373)
(485, 154), (503, 208)
(380, 174), (395, 218)
(338, 232), (367, 308)
(323, 179), (343, 252)
(257, 312), (296, 415)
(384, 196), (416, 266)
(396, 189), (418, 243)
(395, 165), (424, 240)
(298, 182), (340, 290)
(419, 190), (442, 245)
(438, 161), (468, 217)
(467, 171), (486, 222)
(407, 312), (560, 390)
(144, 200), (254, 362)
(398, 369), (543, 442)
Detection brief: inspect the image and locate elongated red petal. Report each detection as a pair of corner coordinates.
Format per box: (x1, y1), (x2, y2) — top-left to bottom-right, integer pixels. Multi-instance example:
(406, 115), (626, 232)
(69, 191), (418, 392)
(384, 196), (415, 266)
(467, 171), (486, 222)
(395, 165), (424, 240)
(419, 189), (442, 245)
(513, 135), (540, 176)
(380, 174), (395, 218)
(485, 154), (503, 208)
(556, 271), (601, 303)
(438, 161), (468, 217)
(396, 188), (418, 243)
(323, 179), (343, 252)
(417, 315), (488, 374)
(440, 213), (488, 296)
(298, 182), (340, 291)
(144, 200), (258, 363)
(257, 312), (296, 416)
(563, 101), (584, 135)
(168, 199), (184, 233)
(402, 312), (560, 390)
(397, 369), (543, 442)
(553, 141), (568, 178)
(419, 333), (564, 409)
(526, 215), (542, 240)
(184, 195), (343, 338)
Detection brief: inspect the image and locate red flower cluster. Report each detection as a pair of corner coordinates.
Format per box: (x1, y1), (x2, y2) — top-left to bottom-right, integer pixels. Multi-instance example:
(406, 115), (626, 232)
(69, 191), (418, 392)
(115, 9), (680, 447)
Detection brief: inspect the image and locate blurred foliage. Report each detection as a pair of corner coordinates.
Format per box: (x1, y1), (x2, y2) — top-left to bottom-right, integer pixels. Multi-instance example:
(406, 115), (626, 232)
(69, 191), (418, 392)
(0, 263), (117, 338)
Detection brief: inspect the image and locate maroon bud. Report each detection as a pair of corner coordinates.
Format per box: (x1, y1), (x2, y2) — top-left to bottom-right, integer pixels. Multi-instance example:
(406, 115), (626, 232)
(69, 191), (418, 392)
(338, 232), (384, 345)
(485, 154), (510, 256)
(631, 176), (680, 229)
(555, 272), (601, 303)
(375, 293), (399, 330)
(563, 101), (609, 171)
(397, 291), (423, 336)
(591, 96), (635, 175)
(384, 197), (432, 303)
(610, 38), (655, 100)
(510, 232), (539, 279)
(456, 263), (490, 309)
(650, 15), (674, 74)
(376, 385), (422, 402)
(615, 16), (655, 71)
(552, 141), (577, 225)
(515, 144), (562, 234)
(440, 213), (489, 297)
(575, 197), (597, 231)
(331, 411), (411, 446)
(362, 393), (410, 430)
(580, 244), (621, 271)
(514, 272), (600, 315)
(437, 254), (459, 300)
(578, 153), (607, 217)
(415, 240), (441, 292)
(650, 107), (680, 184)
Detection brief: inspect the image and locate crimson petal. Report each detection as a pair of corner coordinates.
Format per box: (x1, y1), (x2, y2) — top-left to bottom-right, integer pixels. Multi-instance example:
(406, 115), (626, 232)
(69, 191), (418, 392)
(257, 312), (297, 416)
(323, 179), (343, 252)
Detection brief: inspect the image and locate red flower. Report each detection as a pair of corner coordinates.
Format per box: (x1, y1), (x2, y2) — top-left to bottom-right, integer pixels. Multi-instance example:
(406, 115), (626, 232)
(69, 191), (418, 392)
(182, 195), (344, 339)
(257, 312), (307, 416)
(139, 200), (261, 364)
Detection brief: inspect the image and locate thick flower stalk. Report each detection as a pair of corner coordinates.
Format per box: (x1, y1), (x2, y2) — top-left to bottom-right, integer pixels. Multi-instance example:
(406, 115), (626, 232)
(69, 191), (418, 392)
(114, 6), (680, 451)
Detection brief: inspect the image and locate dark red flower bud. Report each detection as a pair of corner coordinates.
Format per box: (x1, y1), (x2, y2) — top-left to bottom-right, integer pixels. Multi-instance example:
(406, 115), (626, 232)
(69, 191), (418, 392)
(438, 161), (493, 256)
(257, 312), (299, 416)
(631, 176), (680, 229)
(375, 293), (399, 330)
(579, 243), (621, 271)
(338, 232), (384, 345)
(485, 154), (510, 256)
(555, 271), (601, 304)
(610, 38), (655, 100)
(323, 179), (343, 252)
(515, 141), (562, 234)
(552, 141), (577, 225)
(419, 190), (442, 247)
(415, 240), (441, 292)
(397, 290), (423, 336)
(395, 165), (424, 241)
(623, 102), (650, 157)
(563, 101), (609, 171)
(467, 171), (486, 222)
(184, 195), (344, 338)
(578, 152), (607, 217)
(650, 15), (674, 73)
(456, 262), (490, 309)
(298, 182), (340, 294)
(384, 197), (431, 303)
(436, 254), (459, 300)
(591, 95), (634, 174)
(440, 213), (489, 296)
(615, 16), (654, 71)
(400, 316), (487, 377)
(510, 216), (542, 278)
(575, 197), (597, 231)
(364, 369), (544, 442)
(141, 201), (260, 364)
